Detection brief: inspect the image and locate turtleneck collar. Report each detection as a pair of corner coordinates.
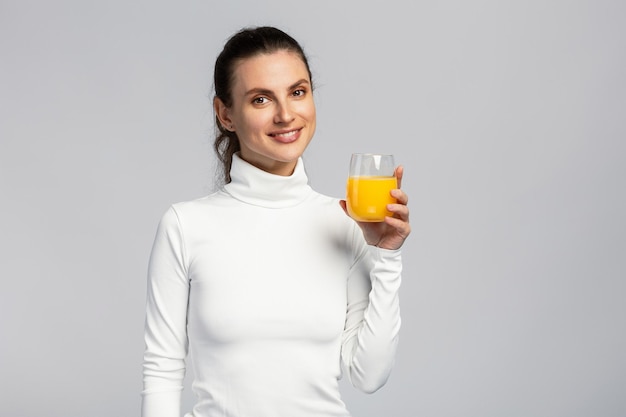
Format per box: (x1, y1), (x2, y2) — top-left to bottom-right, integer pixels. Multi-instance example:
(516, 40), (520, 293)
(223, 153), (313, 208)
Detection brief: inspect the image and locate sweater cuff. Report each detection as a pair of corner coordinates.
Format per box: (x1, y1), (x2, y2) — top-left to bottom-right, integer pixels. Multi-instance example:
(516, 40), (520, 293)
(141, 388), (182, 417)
(367, 245), (402, 265)
(367, 246), (402, 286)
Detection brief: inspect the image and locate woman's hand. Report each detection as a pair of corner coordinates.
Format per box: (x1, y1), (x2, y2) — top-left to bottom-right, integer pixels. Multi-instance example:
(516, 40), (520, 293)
(340, 166), (411, 250)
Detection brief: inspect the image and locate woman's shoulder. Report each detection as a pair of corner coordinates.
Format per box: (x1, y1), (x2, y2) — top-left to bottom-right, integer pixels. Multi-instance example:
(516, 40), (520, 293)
(307, 190), (361, 230)
(306, 189), (342, 212)
(156, 190), (228, 224)
(172, 189), (230, 210)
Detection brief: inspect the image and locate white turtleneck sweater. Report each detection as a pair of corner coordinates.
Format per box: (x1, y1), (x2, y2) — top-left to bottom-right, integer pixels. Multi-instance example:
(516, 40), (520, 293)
(142, 154), (402, 417)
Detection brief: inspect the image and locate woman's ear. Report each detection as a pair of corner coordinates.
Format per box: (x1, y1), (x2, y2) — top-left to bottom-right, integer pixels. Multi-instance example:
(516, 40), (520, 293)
(214, 97), (234, 131)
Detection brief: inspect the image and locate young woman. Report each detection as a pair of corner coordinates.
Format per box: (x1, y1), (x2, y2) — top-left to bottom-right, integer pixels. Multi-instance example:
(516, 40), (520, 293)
(142, 26), (410, 417)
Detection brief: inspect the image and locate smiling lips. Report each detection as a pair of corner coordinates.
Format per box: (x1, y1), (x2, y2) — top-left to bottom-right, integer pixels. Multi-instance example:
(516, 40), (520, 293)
(269, 128), (302, 143)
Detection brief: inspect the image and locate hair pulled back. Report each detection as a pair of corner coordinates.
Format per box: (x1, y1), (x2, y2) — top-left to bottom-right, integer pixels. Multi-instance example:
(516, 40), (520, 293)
(213, 26), (313, 184)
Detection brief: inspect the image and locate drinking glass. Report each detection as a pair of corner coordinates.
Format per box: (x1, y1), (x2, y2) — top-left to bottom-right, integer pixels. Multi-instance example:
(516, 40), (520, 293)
(346, 153), (397, 222)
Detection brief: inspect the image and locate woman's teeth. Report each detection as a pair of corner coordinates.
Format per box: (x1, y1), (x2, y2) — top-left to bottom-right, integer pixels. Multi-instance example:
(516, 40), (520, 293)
(274, 130), (297, 138)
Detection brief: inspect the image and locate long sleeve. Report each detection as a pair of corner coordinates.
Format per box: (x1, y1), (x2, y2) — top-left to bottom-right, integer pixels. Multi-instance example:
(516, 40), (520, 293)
(142, 207), (190, 417)
(341, 232), (402, 394)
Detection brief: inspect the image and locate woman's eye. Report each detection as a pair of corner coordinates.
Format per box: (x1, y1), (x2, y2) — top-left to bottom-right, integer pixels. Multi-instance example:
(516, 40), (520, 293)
(253, 97), (268, 104)
(293, 89), (306, 97)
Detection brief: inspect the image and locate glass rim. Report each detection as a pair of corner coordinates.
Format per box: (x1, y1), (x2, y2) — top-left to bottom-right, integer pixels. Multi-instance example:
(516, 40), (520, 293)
(350, 153), (394, 157)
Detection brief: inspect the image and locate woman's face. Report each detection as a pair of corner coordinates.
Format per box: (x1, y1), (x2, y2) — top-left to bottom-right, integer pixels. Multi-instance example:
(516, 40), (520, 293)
(215, 50), (316, 176)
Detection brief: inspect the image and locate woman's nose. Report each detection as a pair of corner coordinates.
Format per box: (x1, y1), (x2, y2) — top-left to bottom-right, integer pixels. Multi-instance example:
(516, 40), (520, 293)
(273, 101), (295, 124)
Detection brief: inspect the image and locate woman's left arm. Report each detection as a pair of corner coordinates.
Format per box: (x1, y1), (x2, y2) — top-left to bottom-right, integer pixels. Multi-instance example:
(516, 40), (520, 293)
(339, 166), (410, 393)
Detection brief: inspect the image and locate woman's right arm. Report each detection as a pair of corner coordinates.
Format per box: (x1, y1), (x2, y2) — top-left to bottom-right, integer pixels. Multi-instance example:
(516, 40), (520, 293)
(142, 207), (190, 417)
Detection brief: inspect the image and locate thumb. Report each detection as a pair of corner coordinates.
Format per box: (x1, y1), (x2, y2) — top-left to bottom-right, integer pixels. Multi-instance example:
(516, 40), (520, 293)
(339, 200), (349, 216)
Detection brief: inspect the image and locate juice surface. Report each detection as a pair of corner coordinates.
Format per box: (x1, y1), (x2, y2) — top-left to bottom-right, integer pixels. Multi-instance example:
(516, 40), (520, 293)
(346, 176), (397, 222)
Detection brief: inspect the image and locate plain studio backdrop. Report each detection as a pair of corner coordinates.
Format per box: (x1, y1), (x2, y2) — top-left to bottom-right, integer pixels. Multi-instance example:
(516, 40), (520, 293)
(1, 1), (624, 416)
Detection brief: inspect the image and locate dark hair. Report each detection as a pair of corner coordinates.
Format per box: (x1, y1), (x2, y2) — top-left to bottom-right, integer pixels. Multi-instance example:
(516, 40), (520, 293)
(213, 26), (313, 184)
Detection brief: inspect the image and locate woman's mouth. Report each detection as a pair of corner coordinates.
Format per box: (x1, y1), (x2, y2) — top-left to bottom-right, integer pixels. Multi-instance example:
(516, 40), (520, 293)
(269, 128), (301, 143)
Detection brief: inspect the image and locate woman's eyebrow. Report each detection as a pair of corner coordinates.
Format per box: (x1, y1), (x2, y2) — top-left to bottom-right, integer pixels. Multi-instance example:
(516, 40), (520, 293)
(288, 79), (310, 89)
(245, 87), (273, 97)
(244, 79), (310, 97)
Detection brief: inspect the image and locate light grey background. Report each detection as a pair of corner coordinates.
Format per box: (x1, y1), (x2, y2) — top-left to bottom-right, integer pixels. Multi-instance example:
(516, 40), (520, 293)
(1, 1), (624, 416)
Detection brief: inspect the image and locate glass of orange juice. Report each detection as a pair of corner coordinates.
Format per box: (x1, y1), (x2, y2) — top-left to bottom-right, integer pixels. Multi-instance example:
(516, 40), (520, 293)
(346, 153), (397, 222)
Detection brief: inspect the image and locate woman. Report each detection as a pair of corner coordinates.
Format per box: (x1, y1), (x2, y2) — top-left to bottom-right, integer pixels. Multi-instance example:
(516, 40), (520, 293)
(142, 26), (410, 417)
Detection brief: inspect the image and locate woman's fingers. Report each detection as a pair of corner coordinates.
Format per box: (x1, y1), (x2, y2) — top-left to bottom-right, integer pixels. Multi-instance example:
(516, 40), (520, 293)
(384, 215), (412, 240)
(386, 187), (411, 243)
(387, 203), (410, 221)
(391, 188), (408, 206)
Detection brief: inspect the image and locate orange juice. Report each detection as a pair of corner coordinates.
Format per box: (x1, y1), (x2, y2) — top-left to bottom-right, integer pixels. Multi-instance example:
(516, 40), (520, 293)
(346, 176), (397, 222)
